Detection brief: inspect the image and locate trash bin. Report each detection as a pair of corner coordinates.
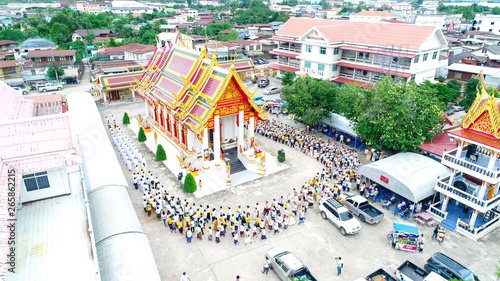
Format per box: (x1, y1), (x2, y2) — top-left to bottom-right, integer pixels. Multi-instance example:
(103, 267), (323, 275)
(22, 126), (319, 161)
(177, 172), (183, 181)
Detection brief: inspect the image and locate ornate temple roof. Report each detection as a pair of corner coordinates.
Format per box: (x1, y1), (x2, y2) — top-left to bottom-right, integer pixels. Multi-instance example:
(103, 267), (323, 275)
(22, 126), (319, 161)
(135, 41), (266, 136)
(449, 75), (500, 149)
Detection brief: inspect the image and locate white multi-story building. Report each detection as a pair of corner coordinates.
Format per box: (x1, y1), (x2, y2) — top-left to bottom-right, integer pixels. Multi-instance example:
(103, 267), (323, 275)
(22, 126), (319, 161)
(413, 14), (463, 31)
(269, 18), (447, 86)
(430, 81), (500, 240)
(349, 11), (398, 23)
(473, 14), (500, 35)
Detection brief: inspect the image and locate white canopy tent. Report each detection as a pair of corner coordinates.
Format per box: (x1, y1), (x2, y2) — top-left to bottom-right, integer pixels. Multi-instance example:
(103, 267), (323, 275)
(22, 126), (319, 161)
(321, 113), (357, 137)
(358, 152), (450, 203)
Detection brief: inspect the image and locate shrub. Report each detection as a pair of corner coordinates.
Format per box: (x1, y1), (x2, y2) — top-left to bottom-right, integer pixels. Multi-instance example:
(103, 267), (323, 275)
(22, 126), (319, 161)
(123, 112), (130, 125)
(138, 127), (147, 142)
(437, 76), (445, 83)
(155, 144), (166, 161)
(183, 173), (197, 193)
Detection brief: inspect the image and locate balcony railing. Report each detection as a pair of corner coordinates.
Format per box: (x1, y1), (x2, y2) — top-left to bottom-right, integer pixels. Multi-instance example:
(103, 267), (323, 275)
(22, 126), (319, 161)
(429, 204), (447, 219)
(278, 46), (301, 53)
(442, 148), (500, 181)
(456, 214), (500, 240)
(435, 175), (500, 212)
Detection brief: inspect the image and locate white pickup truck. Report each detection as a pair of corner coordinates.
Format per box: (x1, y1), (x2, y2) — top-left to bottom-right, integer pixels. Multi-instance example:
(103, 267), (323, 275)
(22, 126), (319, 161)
(38, 83), (63, 92)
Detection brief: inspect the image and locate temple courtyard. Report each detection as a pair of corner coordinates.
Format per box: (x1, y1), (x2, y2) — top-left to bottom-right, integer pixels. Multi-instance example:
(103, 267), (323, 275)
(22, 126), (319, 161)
(99, 100), (500, 281)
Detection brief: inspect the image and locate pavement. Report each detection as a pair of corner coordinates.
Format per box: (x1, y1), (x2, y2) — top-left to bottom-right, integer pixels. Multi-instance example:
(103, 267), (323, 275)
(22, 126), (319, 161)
(97, 96), (500, 281)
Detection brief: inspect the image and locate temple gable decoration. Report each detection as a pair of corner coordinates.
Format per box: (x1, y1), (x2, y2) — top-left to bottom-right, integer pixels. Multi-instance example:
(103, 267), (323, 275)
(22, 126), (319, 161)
(461, 74), (500, 139)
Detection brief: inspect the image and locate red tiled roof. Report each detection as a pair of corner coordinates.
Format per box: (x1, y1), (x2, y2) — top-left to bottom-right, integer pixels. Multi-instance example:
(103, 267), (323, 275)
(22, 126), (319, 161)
(448, 128), (500, 150)
(268, 63), (299, 73)
(332, 77), (374, 89)
(277, 18), (438, 50)
(340, 46), (417, 58)
(419, 130), (458, 156)
(0, 60), (21, 68)
(269, 50), (299, 59)
(122, 43), (156, 54)
(337, 62), (413, 78)
(25, 49), (76, 58)
(380, 19), (409, 24)
(0, 40), (16, 46)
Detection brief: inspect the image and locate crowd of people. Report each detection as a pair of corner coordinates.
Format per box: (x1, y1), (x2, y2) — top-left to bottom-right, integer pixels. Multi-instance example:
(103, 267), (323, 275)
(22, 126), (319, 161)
(111, 117), (363, 247)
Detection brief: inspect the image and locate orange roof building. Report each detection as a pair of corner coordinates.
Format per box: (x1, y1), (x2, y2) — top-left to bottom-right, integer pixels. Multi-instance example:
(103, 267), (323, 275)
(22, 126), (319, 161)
(270, 17), (447, 86)
(135, 39), (267, 176)
(433, 75), (500, 240)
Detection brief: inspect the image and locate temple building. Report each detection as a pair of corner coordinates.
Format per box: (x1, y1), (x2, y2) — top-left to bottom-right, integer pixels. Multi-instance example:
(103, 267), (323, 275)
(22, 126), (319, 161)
(431, 75), (500, 240)
(134, 38), (274, 194)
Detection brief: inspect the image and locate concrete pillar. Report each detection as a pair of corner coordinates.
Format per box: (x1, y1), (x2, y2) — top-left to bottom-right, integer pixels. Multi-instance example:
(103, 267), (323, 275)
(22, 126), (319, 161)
(456, 140), (464, 157)
(447, 170), (456, 185)
(488, 151), (497, 170)
(102, 91), (107, 103)
(248, 114), (255, 150)
(441, 196), (450, 212)
(238, 106), (244, 155)
(477, 181), (488, 200)
(178, 123), (182, 144)
(144, 100), (149, 117)
(170, 113), (174, 135)
(214, 111), (221, 166)
(202, 127), (209, 168)
(469, 210), (478, 227)
(132, 89), (136, 101)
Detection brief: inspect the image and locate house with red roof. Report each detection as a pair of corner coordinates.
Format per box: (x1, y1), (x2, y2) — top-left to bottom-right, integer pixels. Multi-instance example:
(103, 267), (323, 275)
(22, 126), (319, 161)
(269, 17), (447, 86)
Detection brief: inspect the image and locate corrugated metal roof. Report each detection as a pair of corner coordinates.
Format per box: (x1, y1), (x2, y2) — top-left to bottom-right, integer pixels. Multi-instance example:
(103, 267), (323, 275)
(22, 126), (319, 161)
(67, 92), (160, 281)
(19, 36), (56, 49)
(0, 81), (35, 121)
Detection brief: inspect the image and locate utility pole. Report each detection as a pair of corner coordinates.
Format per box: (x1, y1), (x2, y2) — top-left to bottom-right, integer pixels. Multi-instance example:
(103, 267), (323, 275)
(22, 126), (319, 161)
(51, 46), (59, 82)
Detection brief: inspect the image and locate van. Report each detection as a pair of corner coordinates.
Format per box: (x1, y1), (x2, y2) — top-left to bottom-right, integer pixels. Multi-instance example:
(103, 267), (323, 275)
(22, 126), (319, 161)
(424, 252), (479, 281)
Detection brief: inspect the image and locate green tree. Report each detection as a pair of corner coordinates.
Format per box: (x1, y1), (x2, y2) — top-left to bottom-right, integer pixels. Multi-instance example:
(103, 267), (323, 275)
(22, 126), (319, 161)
(183, 173), (197, 193)
(320, 0), (331, 9)
(107, 37), (119, 47)
(0, 29), (25, 42)
(50, 22), (71, 41)
(138, 127), (147, 142)
(155, 144), (167, 161)
(281, 75), (338, 126)
(85, 33), (96, 45)
(122, 112), (130, 124)
(459, 78), (480, 110)
(422, 81), (461, 108)
(281, 71), (294, 86)
(47, 65), (64, 80)
(337, 76), (443, 152)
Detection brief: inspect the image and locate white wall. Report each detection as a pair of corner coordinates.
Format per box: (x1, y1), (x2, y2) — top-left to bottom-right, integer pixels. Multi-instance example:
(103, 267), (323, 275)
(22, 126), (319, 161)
(414, 68), (436, 83)
(20, 166), (74, 203)
(221, 115), (236, 141)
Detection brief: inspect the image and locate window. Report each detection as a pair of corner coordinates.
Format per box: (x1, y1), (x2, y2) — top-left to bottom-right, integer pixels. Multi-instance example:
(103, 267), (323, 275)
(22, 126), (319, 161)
(333, 47), (339, 55)
(489, 29), (493, 32)
(60, 56), (66, 61)
(318, 64), (325, 71)
(363, 70), (368, 76)
(23, 172), (50, 192)
(359, 52), (364, 58)
(332, 64), (337, 71)
(423, 53), (428, 62)
(35, 58), (41, 63)
(306, 45), (312, 52)
(6, 67), (16, 74)
(356, 70), (362, 75)
(414, 56), (419, 63)
(249, 46), (254, 51)
(320, 47), (326, 55)
(492, 21), (495, 25)
(48, 57), (53, 62)
(454, 72), (462, 79)
(280, 70), (285, 75)
(365, 53), (370, 59)
(304, 61), (311, 69)
(432, 51), (437, 59)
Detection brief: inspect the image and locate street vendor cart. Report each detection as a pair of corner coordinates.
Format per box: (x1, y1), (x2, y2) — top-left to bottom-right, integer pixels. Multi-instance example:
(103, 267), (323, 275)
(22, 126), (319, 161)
(387, 221), (419, 252)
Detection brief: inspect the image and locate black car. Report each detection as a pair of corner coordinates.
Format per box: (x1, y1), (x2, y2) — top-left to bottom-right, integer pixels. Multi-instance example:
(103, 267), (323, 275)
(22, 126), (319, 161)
(257, 78), (270, 88)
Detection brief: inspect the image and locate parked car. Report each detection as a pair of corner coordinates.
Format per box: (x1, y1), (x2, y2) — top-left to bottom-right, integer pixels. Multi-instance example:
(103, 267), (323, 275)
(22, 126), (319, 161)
(253, 59), (262, 65)
(265, 247), (317, 281)
(319, 197), (361, 235)
(261, 59), (269, 64)
(341, 194), (384, 224)
(366, 268), (397, 281)
(257, 78), (270, 88)
(265, 87), (280, 95)
(395, 260), (429, 281)
(253, 95), (265, 106)
(38, 83), (63, 92)
(12, 86), (28, 95)
(424, 252), (479, 281)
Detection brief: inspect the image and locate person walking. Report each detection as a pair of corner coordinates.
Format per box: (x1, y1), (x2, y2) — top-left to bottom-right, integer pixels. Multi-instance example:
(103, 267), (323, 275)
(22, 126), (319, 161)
(262, 257), (271, 274)
(336, 257), (343, 276)
(180, 272), (191, 281)
(431, 225), (440, 240)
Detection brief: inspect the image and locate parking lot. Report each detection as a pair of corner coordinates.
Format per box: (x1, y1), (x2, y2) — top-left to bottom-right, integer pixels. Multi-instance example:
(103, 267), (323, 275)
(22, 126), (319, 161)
(99, 98), (499, 281)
